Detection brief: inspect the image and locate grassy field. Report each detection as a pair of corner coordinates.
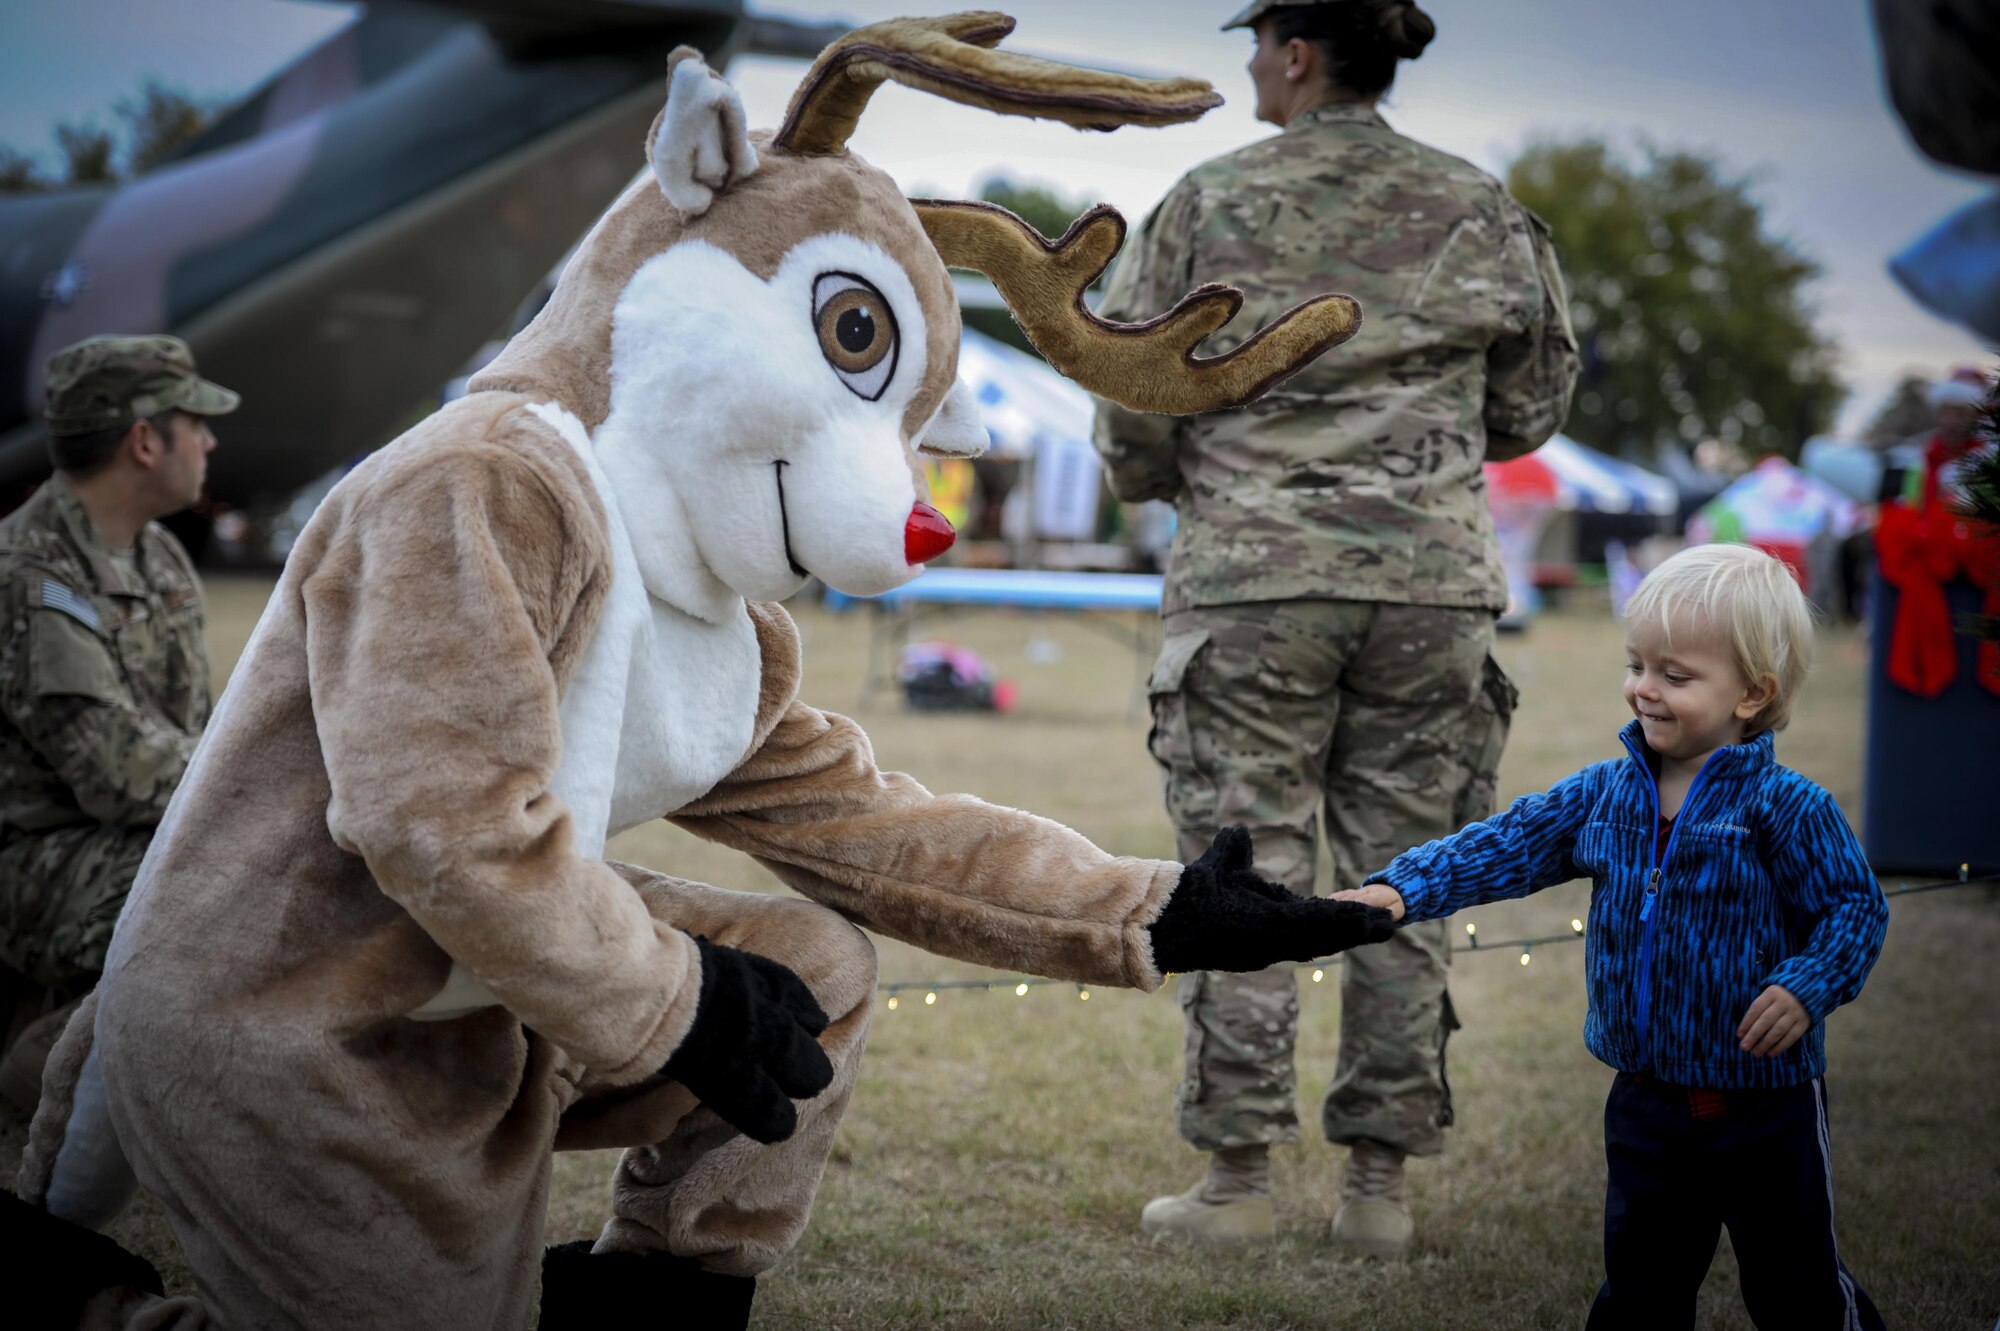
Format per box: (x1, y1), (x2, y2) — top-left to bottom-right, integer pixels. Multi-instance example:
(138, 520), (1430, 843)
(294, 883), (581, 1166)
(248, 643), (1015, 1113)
(7, 576), (1997, 1329)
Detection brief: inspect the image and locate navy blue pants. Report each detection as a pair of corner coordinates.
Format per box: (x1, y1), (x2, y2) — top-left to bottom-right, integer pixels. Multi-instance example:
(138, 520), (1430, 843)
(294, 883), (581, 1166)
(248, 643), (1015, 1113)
(1585, 1072), (1885, 1331)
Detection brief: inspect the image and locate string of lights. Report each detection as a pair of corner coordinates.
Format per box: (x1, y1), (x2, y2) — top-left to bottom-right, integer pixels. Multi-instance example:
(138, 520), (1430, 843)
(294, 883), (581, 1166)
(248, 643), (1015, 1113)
(874, 867), (1998, 1010)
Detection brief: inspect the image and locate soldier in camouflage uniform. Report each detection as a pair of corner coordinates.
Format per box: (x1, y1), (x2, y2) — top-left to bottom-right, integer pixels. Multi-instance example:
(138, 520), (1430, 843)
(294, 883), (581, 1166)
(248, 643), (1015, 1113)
(0, 334), (233, 1111)
(1094, 0), (1577, 1253)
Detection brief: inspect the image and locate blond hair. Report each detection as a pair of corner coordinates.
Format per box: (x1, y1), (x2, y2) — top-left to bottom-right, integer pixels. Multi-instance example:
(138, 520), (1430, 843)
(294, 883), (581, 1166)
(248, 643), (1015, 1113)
(1624, 543), (1815, 734)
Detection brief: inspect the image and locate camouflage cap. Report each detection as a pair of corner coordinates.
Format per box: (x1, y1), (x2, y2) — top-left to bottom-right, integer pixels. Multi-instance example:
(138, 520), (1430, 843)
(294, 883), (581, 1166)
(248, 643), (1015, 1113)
(1222, 0), (1353, 31)
(43, 334), (240, 437)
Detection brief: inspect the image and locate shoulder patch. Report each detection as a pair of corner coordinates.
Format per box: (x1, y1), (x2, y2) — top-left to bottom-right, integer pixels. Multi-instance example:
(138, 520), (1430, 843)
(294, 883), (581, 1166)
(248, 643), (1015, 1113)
(39, 579), (101, 631)
(28, 606), (124, 704)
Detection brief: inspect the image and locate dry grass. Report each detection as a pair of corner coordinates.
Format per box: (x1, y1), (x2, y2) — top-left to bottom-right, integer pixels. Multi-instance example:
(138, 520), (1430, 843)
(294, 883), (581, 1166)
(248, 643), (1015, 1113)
(7, 576), (1997, 1329)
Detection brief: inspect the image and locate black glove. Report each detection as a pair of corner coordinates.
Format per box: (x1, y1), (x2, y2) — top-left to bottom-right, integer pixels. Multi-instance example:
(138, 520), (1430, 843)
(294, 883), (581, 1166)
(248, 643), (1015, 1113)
(659, 937), (834, 1145)
(1148, 826), (1397, 974)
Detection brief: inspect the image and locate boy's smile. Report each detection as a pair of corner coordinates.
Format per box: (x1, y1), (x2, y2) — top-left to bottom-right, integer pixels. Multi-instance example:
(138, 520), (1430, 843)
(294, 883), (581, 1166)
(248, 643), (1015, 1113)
(1623, 615), (1776, 767)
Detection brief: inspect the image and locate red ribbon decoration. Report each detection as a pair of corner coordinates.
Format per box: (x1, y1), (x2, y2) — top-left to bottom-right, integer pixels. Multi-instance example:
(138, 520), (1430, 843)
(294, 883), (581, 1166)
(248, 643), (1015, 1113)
(1875, 435), (2000, 698)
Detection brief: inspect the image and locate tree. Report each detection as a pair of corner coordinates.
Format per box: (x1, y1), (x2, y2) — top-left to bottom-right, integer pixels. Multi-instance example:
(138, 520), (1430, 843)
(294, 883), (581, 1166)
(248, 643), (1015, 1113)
(977, 175), (1095, 244)
(1506, 140), (1844, 460)
(54, 122), (117, 185)
(0, 146), (46, 193)
(0, 80), (216, 193)
(120, 79), (216, 175)
(1959, 382), (2000, 647)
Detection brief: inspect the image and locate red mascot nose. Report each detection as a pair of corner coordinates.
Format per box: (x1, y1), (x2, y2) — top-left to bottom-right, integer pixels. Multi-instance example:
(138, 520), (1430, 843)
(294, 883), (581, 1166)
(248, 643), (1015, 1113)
(904, 502), (955, 565)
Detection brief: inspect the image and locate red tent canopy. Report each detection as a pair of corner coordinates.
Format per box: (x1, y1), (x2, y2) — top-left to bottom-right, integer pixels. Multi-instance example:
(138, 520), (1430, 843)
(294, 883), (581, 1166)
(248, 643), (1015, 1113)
(1484, 451), (1563, 505)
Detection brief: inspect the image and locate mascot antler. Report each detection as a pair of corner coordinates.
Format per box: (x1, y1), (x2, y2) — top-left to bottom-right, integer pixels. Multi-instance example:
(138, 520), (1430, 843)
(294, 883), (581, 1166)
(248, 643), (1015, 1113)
(775, 11), (1363, 415)
(915, 199), (1361, 416)
(774, 12), (1220, 153)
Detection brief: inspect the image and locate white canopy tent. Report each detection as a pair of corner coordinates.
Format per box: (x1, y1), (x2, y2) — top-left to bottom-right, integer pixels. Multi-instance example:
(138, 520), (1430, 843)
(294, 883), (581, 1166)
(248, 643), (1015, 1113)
(953, 327), (1106, 544)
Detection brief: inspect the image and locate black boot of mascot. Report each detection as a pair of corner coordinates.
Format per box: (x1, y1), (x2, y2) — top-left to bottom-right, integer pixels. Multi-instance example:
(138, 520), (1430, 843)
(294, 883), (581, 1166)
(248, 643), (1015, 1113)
(537, 938), (823, 1329)
(540, 1239), (756, 1331)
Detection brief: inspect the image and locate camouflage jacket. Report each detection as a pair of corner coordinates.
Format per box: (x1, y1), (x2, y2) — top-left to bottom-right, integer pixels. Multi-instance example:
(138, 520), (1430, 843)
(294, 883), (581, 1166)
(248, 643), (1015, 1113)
(0, 474), (210, 840)
(1093, 101), (1579, 613)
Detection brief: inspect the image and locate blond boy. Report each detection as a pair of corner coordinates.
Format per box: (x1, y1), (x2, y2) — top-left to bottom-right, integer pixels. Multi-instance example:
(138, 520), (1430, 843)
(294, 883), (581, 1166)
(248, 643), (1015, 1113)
(1338, 544), (1888, 1330)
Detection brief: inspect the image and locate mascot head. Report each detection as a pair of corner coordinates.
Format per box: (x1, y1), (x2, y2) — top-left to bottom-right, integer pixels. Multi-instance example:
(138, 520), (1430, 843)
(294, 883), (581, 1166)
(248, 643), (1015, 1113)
(471, 12), (1360, 613)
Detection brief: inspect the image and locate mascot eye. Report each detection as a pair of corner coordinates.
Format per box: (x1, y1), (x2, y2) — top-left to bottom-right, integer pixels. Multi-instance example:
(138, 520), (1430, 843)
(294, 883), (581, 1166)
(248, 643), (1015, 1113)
(812, 272), (899, 401)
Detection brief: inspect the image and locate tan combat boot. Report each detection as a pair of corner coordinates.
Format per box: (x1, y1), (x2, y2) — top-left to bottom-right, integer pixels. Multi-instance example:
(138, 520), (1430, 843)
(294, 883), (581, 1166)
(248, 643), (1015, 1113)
(1138, 1144), (1276, 1244)
(1332, 1138), (1413, 1258)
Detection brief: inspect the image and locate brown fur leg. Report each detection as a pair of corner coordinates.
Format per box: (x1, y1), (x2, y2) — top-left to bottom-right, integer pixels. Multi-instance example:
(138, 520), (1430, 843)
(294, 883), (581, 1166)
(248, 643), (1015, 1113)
(17, 989), (97, 1206)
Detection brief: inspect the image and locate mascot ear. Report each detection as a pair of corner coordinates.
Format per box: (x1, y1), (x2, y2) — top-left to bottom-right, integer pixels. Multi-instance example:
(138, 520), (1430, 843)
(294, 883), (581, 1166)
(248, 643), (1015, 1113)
(917, 380), (990, 459)
(648, 47), (759, 216)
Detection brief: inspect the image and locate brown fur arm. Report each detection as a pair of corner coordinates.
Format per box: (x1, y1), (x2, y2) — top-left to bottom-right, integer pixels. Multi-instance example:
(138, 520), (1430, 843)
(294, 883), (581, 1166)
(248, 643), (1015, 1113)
(670, 696), (1177, 991)
(302, 415), (701, 1082)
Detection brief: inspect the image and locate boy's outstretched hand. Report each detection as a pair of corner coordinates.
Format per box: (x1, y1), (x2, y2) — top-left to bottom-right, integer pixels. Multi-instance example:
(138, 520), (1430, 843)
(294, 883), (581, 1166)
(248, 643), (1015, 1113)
(1330, 883), (1407, 921)
(1148, 827), (1397, 974)
(1738, 984), (1808, 1057)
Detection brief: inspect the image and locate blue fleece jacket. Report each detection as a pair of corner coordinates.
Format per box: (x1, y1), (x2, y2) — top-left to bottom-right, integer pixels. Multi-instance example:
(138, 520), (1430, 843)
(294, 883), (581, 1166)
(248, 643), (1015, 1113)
(1374, 722), (1888, 1089)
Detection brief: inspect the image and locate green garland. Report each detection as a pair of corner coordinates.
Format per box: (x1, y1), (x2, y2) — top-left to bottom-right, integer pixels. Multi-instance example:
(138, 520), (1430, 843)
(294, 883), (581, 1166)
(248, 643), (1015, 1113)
(1956, 381), (2000, 643)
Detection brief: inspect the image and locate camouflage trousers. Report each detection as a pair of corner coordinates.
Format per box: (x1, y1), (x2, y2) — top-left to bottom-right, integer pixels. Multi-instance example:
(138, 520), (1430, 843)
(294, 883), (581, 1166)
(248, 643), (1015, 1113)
(1147, 599), (1515, 1157)
(0, 822), (153, 994)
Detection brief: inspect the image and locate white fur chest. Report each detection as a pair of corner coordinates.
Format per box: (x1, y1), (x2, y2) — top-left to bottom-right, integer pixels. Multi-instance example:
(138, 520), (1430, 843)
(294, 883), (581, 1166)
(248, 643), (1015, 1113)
(530, 402), (763, 856)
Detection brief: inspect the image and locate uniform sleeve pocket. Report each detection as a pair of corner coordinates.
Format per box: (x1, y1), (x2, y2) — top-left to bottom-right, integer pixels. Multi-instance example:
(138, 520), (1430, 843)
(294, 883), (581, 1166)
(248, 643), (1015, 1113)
(1453, 654), (1520, 826)
(1148, 629), (1210, 696)
(1146, 629), (1210, 781)
(29, 609), (125, 704)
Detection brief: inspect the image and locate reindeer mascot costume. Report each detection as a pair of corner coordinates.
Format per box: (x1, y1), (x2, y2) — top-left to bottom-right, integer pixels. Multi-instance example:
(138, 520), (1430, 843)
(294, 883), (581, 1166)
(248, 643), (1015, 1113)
(13, 15), (1383, 1329)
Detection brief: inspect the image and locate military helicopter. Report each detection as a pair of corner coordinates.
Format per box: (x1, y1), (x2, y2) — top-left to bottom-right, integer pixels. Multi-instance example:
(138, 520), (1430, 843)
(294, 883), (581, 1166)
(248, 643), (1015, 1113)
(0, 0), (847, 534)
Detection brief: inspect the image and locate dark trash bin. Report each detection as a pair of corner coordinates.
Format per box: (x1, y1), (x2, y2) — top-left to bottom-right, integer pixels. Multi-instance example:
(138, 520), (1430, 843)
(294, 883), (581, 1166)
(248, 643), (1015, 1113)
(1863, 570), (2000, 875)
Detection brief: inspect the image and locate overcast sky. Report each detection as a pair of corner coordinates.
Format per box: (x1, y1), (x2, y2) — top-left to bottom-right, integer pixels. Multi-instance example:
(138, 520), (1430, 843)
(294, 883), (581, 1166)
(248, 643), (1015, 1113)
(1, 0), (1991, 435)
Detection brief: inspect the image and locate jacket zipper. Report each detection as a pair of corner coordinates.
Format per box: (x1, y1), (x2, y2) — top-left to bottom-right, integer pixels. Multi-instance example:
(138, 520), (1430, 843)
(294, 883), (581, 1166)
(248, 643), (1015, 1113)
(1623, 734), (1718, 1069)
